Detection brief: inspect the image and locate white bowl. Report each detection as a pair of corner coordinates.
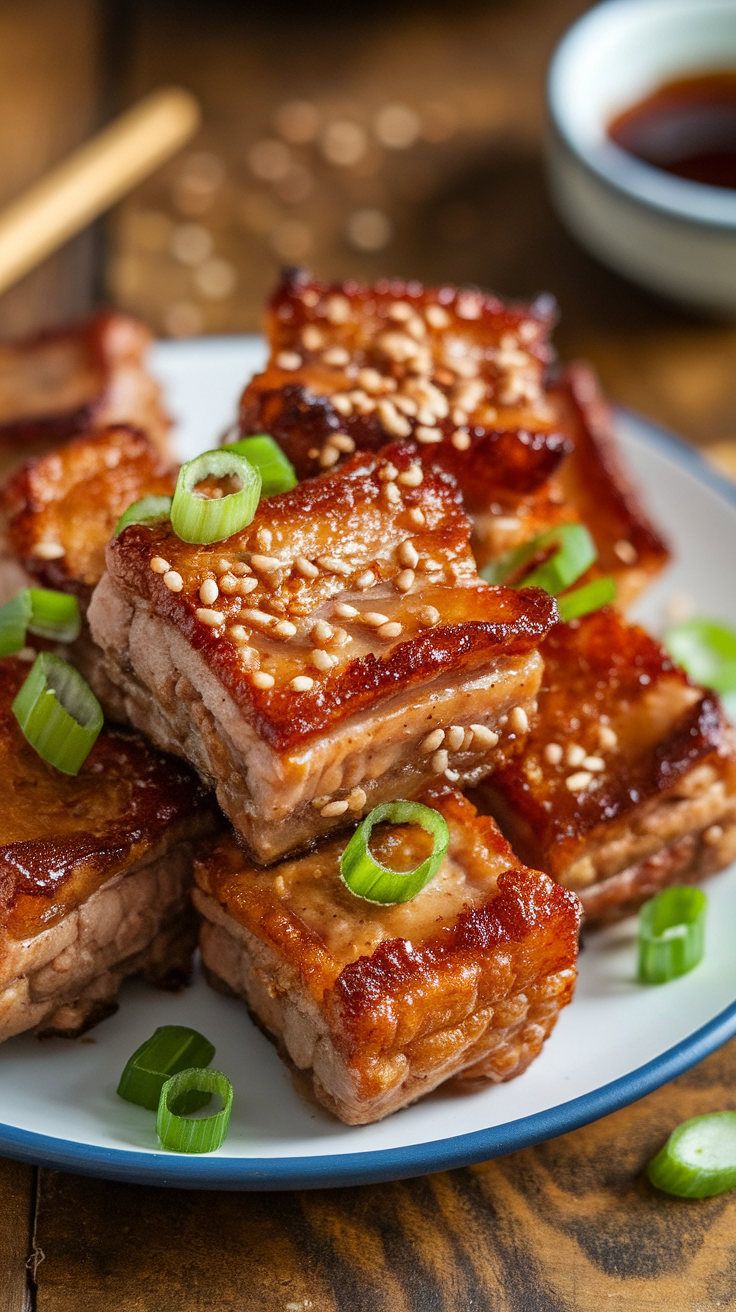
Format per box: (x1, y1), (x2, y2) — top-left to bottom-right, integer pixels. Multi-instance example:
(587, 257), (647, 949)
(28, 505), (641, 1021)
(546, 0), (736, 314)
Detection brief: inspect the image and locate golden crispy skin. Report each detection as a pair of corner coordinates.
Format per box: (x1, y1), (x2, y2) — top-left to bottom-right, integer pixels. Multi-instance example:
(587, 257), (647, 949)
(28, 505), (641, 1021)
(0, 425), (176, 603)
(0, 656), (214, 944)
(474, 609), (736, 923)
(0, 312), (171, 468)
(194, 786), (581, 1123)
(92, 444), (557, 861)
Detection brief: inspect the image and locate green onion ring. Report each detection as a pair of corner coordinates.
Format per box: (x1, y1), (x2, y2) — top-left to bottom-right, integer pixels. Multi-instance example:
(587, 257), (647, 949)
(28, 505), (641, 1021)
(648, 1112), (736, 1197)
(340, 800), (450, 905)
(557, 576), (616, 623)
(222, 433), (297, 497)
(156, 1067), (233, 1154)
(664, 619), (736, 700)
(0, 590), (32, 656)
(117, 1026), (216, 1112)
(114, 495), (173, 537)
(12, 652), (103, 775)
(170, 449), (261, 545)
(638, 886), (707, 985)
(481, 523), (597, 593)
(0, 588), (81, 656)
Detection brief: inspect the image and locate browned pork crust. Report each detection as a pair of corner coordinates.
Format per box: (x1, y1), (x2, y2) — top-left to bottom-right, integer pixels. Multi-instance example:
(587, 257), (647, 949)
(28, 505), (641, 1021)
(195, 787), (581, 1123)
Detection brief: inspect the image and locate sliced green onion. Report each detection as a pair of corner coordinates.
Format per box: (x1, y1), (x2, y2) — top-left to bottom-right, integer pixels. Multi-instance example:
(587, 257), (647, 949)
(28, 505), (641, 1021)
(12, 652), (103, 775)
(638, 886), (707, 985)
(156, 1067), (233, 1153)
(0, 588), (81, 656)
(648, 1113), (736, 1197)
(117, 1026), (216, 1112)
(480, 523), (597, 594)
(557, 576), (616, 623)
(664, 619), (736, 698)
(114, 494), (172, 537)
(170, 449), (261, 545)
(223, 434), (297, 497)
(340, 800), (450, 905)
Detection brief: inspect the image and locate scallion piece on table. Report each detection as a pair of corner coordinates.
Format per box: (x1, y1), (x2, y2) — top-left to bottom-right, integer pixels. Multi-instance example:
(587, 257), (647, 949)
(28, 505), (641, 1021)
(114, 494), (173, 537)
(664, 619), (736, 699)
(638, 886), (707, 985)
(557, 576), (616, 623)
(117, 1025), (216, 1112)
(170, 449), (261, 545)
(0, 588), (81, 656)
(647, 1112), (736, 1197)
(12, 652), (103, 775)
(156, 1067), (233, 1153)
(223, 433), (297, 497)
(480, 523), (597, 594)
(340, 800), (450, 905)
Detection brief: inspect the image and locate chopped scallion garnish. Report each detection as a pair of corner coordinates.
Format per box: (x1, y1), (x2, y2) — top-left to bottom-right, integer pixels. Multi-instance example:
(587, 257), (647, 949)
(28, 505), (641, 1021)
(340, 800), (450, 905)
(12, 653), (103, 775)
(480, 523), (597, 594)
(223, 433), (297, 497)
(557, 576), (616, 623)
(156, 1067), (233, 1153)
(114, 495), (173, 537)
(664, 619), (736, 701)
(117, 1025), (216, 1112)
(648, 1112), (736, 1197)
(170, 449), (261, 544)
(638, 886), (706, 985)
(0, 588), (81, 656)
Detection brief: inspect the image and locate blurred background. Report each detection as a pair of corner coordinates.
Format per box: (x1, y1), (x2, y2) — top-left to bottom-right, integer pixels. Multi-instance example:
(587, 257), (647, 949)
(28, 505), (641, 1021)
(2, 0), (736, 463)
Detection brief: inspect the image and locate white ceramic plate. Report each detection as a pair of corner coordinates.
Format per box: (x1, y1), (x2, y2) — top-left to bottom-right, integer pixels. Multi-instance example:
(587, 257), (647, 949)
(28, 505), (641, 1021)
(1, 335), (735, 1191)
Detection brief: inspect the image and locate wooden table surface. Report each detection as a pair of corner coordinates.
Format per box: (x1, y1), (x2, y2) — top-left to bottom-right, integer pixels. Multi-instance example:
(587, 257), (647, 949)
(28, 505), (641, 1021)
(2, 2), (736, 1308)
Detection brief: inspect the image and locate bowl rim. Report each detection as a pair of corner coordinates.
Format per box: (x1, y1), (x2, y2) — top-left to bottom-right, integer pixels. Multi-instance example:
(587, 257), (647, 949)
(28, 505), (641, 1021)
(548, 0), (736, 230)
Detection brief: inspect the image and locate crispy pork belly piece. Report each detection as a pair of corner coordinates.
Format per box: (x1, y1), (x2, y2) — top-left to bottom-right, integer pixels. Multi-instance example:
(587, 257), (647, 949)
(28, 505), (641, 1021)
(195, 786), (580, 1124)
(88, 443), (557, 863)
(0, 657), (215, 1041)
(0, 311), (171, 479)
(474, 609), (736, 924)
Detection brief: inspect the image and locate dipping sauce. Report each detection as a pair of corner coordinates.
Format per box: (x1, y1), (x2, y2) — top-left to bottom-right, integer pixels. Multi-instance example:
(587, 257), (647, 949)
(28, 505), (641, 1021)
(609, 71), (736, 190)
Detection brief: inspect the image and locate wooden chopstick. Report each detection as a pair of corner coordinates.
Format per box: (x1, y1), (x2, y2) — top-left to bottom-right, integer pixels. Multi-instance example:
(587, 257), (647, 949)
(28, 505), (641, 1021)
(0, 86), (201, 297)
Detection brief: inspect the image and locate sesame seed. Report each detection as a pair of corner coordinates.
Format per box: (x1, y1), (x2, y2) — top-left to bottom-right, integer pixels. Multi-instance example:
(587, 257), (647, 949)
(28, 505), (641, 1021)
(509, 706), (529, 735)
(409, 508), (425, 527)
(347, 786), (367, 812)
(378, 621), (402, 639)
(276, 350), (302, 370)
(295, 556), (319, 579)
(451, 430), (471, 451)
(274, 874), (286, 896)
(319, 445), (341, 469)
(363, 611), (390, 627)
(378, 462), (399, 482)
(451, 408), (468, 426)
(231, 562), (251, 575)
(566, 744), (586, 767)
(397, 464), (423, 487)
(302, 324), (324, 350)
(274, 620), (297, 638)
(163, 570), (183, 592)
(312, 795), (331, 808)
(431, 749), (449, 774)
(415, 425), (442, 444)
(393, 394), (418, 417)
(426, 303), (450, 329)
(446, 725), (465, 752)
(242, 608), (276, 628)
(704, 824), (724, 845)
(196, 608), (224, 627)
(332, 394), (353, 417)
(200, 578), (219, 604)
(544, 743), (563, 765)
(445, 768), (460, 783)
(334, 602), (359, 619)
(251, 554), (282, 573)
(419, 605), (440, 626)
(228, 626), (249, 642)
(387, 301), (412, 321)
(239, 577), (258, 595)
(599, 725), (618, 750)
(583, 755), (605, 772)
(331, 627), (351, 646)
(290, 675), (314, 692)
(218, 574), (238, 593)
(376, 398), (412, 438)
(252, 671), (275, 689)
(215, 558), (232, 573)
(357, 367), (384, 393)
(317, 555), (352, 576)
(385, 482), (401, 504)
(323, 345), (350, 367)
(33, 541), (65, 560)
(491, 516), (522, 531)
(422, 728), (445, 752)
(331, 433), (355, 453)
(407, 315), (427, 341)
(395, 569), (415, 592)
(321, 799), (349, 817)
(566, 770), (593, 792)
(356, 571), (375, 590)
(256, 527), (273, 551)
(311, 620), (334, 644)
(310, 648), (337, 671)
(150, 556), (170, 574)
(469, 724), (499, 749)
(324, 294), (350, 324)
(348, 389), (375, 415)
(613, 539), (638, 564)
(398, 540), (419, 568)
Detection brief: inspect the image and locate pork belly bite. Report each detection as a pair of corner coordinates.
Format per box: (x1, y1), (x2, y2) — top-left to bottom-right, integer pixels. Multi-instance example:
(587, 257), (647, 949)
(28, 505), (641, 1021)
(194, 787), (581, 1124)
(0, 657), (215, 1041)
(475, 608), (736, 924)
(88, 444), (557, 863)
(0, 311), (171, 479)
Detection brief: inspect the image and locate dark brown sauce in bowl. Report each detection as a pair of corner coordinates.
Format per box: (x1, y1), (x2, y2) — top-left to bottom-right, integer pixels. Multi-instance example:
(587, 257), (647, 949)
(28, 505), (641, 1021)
(609, 71), (736, 189)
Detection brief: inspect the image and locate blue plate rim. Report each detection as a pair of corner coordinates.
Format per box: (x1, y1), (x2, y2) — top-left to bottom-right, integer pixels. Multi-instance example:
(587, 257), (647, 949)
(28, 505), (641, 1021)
(1, 404), (735, 1190)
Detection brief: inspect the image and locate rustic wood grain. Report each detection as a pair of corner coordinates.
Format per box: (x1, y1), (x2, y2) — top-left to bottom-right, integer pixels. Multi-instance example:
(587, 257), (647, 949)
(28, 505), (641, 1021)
(0, 1158), (34, 1312)
(29, 1037), (736, 1311)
